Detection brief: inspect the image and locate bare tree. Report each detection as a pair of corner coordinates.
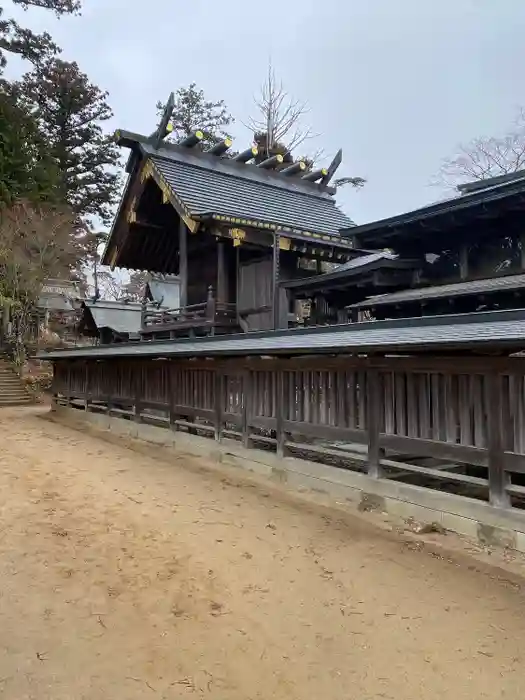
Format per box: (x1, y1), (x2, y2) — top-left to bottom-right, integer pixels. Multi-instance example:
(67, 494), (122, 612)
(95, 270), (125, 301)
(248, 64), (316, 160)
(0, 200), (80, 363)
(435, 108), (525, 190)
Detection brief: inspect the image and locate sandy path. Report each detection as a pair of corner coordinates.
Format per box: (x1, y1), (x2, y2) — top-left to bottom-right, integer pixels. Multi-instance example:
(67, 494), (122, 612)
(0, 407), (524, 699)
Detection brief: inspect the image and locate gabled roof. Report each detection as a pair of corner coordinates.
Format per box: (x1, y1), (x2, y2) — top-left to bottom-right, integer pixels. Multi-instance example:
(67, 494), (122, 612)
(120, 131), (353, 237)
(350, 272), (525, 309)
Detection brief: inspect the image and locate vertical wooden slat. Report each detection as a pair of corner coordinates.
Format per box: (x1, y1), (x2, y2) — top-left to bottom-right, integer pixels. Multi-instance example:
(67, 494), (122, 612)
(472, 374), (485, 447)
(406, 372), (417, 438)
(394, 372), (407, 436)
(276, 369), (286, 458)
(500, 374), (513, 452)
(383, 372), (395, 435)
(487, 372), (510, 507)
(367, 369), (383, 478)
(358, 370), (367, 429)
(458, 374), (471, 445)
(418, 373), (430, 439)
(242, 370), (252, 448)
(444, 373), (457, 443)
(214, 370), (222, 441)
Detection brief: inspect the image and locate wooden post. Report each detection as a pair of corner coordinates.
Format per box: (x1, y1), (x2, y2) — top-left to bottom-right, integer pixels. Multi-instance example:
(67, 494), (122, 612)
(366, 368), (384, 478)
(206, 286), (216, 319)
(487, 371), (510, 507)
(272, 231), (280, 330)
(276, 368), (286, 458)
(179, 217), (188, 309)
(217, 239), (227, 304)
(214, 369), (223, 442)
(84, 362), (89, 411)
(242, 369), (252, 448)
(134, 363), (143, 423)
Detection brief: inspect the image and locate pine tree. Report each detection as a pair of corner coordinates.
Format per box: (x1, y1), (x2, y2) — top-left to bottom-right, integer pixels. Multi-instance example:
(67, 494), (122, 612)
(0, 0), (81, 69)
(0, 89), (59, 206)
(13, 58), (121, 225)
(157, 83), (233, 149)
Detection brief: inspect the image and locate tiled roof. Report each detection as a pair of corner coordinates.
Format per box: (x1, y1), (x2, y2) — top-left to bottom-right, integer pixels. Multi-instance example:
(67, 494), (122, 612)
(149, 151), (353, 237)
(40, 308), (525, 360)
(351, 273), (525, 309)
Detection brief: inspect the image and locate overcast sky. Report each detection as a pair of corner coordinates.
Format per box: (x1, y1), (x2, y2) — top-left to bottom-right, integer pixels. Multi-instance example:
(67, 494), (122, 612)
(8, 0), (525, 225)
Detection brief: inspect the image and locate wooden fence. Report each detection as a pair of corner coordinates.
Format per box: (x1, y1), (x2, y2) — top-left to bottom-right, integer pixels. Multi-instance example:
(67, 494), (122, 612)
(51, 355), (525, 511)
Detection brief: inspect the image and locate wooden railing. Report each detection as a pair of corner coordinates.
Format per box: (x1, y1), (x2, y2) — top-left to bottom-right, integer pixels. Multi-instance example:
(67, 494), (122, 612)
(141, 287), (238, 338)
(52, 355), (525, 511)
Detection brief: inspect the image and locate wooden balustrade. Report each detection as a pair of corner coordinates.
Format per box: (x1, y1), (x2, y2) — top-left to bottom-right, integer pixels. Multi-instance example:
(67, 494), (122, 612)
(52, 355), (525, 511)
(141, 286), (239, 339)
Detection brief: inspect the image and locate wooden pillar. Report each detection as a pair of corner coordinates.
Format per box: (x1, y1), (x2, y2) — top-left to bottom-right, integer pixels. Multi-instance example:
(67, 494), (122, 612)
(272, 232), (281, 330)
(179, 217), (188, 308)
(217, 239), (227, 304)
(366, 368), (384, 478)
(275, 369), (287, 458)
(242, 369), (252, 448)
(84, 362), (89, 411)
(487, 371), (510, 508)
(214, 369), (223, 442)
(134, 362), (143, 423)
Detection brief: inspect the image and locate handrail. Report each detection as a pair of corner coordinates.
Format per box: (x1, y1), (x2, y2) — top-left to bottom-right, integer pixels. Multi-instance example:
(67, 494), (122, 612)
(141, 286), (238, 331)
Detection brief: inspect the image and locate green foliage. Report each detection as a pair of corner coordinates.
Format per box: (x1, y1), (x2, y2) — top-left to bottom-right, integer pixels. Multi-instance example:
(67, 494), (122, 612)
(0, 0), (81, 69)
(13, 58), (121, 225)
(157, 83), (233, 149)
(0, 89), (60, 206)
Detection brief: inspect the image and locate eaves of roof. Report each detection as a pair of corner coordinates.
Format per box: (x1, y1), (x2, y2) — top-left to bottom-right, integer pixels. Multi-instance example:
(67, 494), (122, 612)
(39, 308), (525, 361)
(350, 272), (525, 309)
(340, 176), (525, 243)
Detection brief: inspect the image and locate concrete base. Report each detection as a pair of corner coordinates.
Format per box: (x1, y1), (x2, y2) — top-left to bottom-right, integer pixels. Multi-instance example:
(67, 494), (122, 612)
(51, 404), (525, 553)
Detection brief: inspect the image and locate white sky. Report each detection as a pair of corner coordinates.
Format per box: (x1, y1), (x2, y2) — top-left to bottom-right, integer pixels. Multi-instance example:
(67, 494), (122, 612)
(6, 0), (525, 227)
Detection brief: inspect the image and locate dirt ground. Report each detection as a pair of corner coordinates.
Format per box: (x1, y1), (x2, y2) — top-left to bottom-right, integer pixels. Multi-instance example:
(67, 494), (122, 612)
(1, 408), (525, 699)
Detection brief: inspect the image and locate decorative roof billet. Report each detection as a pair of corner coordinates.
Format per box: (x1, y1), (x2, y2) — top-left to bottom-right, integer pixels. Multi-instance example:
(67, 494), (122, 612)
(350, 272), (525, 309)
(115, 131), (354, 239)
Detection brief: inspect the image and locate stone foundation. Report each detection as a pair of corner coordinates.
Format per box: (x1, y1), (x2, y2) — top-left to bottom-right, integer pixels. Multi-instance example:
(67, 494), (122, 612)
(51, 404), (525, 553)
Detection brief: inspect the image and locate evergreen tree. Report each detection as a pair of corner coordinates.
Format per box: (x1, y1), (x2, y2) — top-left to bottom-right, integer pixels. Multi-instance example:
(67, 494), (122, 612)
(0, 89), (59, 206)
(13, 58), (121, 225)
(157, 83), (233, 149)
(0, 0), (81, 69)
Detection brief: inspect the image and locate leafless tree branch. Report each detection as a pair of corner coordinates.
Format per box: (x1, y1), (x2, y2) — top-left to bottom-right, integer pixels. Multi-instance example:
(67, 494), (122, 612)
(247, 63), (319, 159)
(434, 108), (525, 190)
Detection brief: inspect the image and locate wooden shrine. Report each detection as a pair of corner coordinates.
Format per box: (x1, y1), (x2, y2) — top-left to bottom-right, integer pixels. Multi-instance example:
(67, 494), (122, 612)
(102, 94), (365, 339)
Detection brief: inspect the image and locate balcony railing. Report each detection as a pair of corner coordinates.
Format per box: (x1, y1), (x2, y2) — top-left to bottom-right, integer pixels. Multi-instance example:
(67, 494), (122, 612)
(141, 286), (239, 339)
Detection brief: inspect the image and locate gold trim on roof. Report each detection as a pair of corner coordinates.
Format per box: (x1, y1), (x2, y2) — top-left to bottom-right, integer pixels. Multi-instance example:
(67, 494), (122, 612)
(145, 159), (199, 234)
